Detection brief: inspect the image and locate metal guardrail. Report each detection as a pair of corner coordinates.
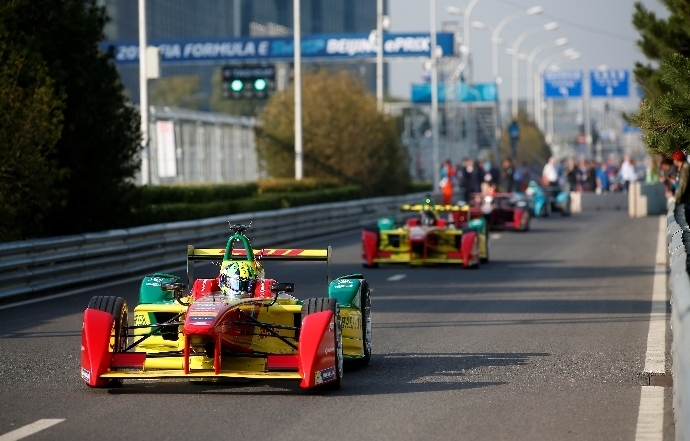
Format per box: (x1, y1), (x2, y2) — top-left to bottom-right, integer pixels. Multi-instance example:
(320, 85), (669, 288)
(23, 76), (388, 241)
(667, 201), (690, 439)
(0, 193), (427, 303)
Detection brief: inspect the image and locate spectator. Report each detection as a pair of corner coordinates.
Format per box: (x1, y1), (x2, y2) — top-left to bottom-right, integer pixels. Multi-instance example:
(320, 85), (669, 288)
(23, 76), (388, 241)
(585, 160), (598, 192)
(462, 159), (482, 202)
(565, 158), (581, 192)
(513, 160), (525, 192)
(673, 151), (690, 206)
(439, 159), (455, 205)
(659, 156), (677, 197)
(542, 157), (559, 197)
(596, 162), (610, 194)
(508, 119), (520, 159)
(620, 155), (637, 192)
(500, 158), (515, 192)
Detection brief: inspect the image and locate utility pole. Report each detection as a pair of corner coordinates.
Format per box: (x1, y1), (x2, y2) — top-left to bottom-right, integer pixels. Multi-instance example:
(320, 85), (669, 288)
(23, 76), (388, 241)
(376, 0), (384, 111)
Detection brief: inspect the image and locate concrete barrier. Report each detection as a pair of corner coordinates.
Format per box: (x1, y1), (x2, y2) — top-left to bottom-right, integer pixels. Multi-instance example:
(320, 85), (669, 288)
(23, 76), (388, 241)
(580, 192), (628, 211)
(630, 182), (666, 218)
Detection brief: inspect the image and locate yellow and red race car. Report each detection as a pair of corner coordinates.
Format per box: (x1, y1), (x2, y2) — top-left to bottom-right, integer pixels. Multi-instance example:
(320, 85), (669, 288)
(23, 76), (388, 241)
(81, 224), (371, 390)
(361, 196), (489, 268)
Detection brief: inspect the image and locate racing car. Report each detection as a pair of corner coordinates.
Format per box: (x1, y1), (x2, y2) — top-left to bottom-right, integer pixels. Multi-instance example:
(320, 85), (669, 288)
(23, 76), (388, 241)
(522, 180), (571, 217)
(361, 196), (488, 268)
(468, 192), (530, 232)
(81, 224), (372, 390)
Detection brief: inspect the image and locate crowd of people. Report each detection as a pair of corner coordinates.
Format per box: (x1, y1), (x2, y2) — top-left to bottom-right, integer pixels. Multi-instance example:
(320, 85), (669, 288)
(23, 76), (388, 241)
(437, 153), (654, 206)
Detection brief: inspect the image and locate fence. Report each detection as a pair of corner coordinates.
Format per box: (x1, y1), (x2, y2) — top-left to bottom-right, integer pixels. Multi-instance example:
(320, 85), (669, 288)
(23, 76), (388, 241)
(0, 193), (426, 304)
(144, 106), (260, 185)
(666, 201), (690, 439)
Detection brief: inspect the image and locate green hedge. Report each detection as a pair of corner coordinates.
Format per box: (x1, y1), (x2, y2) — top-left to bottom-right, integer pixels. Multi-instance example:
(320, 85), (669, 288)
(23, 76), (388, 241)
(410, 180), (433, 192)
(257, 178), (340, 194)
(140, 183), (259, 205)
(132, 185), (361, 226)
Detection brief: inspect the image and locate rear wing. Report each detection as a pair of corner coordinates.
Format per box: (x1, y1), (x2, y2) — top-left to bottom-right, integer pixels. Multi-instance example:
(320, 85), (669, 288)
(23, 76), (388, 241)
(400, 204), (469, 212)
(186, 246), (332, 287)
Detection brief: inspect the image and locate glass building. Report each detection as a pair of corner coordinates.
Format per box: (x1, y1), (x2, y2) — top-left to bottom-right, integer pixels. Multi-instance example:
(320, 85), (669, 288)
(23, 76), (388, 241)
(99, 0), (386, 111)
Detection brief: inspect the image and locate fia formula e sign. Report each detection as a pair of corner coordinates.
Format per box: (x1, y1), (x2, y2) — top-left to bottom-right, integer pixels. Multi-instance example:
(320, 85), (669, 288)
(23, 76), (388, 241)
(103, 32), (455, 64)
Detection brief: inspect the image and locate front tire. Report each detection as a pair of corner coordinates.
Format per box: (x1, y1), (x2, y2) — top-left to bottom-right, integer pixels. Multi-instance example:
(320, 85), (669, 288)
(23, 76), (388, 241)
(301, 298), (343, 390)
(87, 296), (128, 387)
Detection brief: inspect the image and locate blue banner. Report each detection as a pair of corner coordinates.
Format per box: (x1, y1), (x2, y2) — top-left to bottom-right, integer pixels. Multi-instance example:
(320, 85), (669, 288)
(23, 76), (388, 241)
(543, 70), (583, 99)
(411, 83), (498, 103)
(590, 69), (629, 97)
(102, 32), (455, 64)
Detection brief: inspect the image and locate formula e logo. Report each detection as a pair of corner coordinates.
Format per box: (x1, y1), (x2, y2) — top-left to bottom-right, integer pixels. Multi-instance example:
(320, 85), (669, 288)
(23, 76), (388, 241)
(315, 367), (336, 384)
(81, 367), (91, 383)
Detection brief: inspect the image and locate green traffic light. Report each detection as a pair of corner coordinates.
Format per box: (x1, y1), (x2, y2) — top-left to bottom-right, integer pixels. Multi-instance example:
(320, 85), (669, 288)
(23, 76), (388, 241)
(253, 78), (267, 92)
(230, 79), (244, 92)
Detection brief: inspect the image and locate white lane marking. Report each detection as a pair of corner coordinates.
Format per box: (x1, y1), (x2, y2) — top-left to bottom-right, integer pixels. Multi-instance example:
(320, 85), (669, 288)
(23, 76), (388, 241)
(635, 386), (664, 441)
(644, 215), (667, 374)
(387, 274), (407, 282)
(489, 233), (501, 240)
(0, 419), (65, 441)
(634, 216), (668, 441)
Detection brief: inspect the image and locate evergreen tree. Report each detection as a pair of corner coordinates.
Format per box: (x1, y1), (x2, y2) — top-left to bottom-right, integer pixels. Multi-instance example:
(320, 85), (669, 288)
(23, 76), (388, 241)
(632, 0), (690, 99)
(629, 53), (690, 156)
(255, 70), (410, 197)
(3, 0), (141, 238)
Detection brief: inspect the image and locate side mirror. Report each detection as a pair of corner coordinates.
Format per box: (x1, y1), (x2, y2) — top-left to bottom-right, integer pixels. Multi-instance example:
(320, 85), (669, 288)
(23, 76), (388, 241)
(270, 282), (294, 293)
(161, 282), (186, 292)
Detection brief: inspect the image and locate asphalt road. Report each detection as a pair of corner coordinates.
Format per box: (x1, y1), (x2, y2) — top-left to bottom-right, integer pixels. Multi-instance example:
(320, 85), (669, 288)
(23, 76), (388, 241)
(0, 211), (673, 441)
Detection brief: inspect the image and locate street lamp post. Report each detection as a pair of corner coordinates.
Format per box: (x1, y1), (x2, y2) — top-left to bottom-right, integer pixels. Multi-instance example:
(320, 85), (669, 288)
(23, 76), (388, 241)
(138, 0), (149, 185)
(294, 0), (303, 180)
(491, 6), (542, 84)
(376, 0), (383, 110)
(431, 0), (440, 192)
(527, 37), (568, 119)
(511, 21), (558, 118)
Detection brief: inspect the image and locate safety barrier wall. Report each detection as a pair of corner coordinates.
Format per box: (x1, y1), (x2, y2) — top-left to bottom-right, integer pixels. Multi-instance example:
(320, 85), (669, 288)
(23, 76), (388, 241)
(667, 201), (690, 439)
(0, 193), (426, 303)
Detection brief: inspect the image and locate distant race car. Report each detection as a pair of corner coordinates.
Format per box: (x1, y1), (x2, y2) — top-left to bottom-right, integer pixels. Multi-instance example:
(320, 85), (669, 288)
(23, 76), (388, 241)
(468, 192), (530, 232)
(362, 196), (488, 268)
(81, 224), (371, 390)
(522, 180), (571, 217)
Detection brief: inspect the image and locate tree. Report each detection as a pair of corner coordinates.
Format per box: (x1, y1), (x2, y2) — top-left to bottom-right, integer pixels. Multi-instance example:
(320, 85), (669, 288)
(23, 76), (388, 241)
(499, 110), (552, 164)
(0, 11), (65, 241)
(150, 75), (201, 110)
(3, 0), (142, 237)
(255, 70), (410, 197)
(632, 0), (690, 100)
(629, 53), (690, 157)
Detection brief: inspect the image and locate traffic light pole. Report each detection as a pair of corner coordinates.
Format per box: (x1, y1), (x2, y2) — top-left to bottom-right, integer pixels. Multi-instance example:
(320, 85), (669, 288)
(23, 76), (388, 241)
(294, 0), (303, 180)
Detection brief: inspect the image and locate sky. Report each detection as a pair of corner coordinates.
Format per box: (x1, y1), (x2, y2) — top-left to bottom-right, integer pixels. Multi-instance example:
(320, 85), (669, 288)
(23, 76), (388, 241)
(387, 0), (669, 111)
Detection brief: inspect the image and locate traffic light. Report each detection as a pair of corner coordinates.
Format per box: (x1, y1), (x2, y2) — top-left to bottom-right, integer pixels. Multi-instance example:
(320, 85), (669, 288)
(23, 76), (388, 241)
(222, 65), (275, 99)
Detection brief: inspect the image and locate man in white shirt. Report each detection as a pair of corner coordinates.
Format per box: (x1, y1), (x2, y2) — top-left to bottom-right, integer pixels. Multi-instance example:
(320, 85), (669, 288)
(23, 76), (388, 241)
(620, 155), (637, 192)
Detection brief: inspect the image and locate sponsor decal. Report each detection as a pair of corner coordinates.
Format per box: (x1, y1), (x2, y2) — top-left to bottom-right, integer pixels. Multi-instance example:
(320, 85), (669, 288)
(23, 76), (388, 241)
(341, 316), (362, 330)
(188, 311), (218, 318)
(81, 368), (91, 383)
(133, 314), (148, 326)
(192, 322), (208, 326)
(315, 367), (336, 385)
(329, 322), (334, 332)
(324, 347), (335, 355)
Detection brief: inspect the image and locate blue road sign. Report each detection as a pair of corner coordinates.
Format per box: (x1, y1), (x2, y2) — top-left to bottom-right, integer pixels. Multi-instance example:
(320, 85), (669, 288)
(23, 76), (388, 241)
(590, 69), (629, 97)
(543, 70), (583, 99)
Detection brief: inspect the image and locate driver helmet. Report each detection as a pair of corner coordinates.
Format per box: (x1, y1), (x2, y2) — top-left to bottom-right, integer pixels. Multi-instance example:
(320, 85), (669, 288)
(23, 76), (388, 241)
(219, 261), (256, 299)
(420, 210), (437, 226)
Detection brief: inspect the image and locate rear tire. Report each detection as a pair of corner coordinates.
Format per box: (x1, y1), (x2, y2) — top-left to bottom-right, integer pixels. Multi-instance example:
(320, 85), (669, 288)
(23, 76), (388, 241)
(87, 296), (128, 387)
(348, 282), (372, 368)
(301, 298), (343, 390)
